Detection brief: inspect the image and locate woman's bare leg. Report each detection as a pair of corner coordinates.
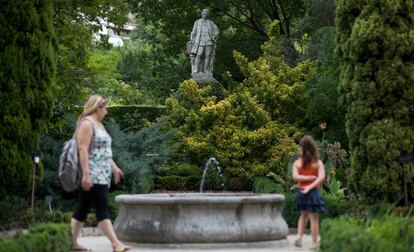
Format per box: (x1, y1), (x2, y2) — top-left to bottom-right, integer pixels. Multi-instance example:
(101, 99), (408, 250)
(71, 218), (89, 250)
(295, 211), (308, 247)
(98, 219), (130, 251)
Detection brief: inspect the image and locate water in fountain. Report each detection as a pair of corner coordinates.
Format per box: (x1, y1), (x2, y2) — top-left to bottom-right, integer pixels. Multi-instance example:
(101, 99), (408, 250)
(199, 157), (226, 192)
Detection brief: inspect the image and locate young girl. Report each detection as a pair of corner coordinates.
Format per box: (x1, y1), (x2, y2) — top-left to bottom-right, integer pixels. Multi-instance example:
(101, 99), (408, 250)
(292, 135), (326, 249)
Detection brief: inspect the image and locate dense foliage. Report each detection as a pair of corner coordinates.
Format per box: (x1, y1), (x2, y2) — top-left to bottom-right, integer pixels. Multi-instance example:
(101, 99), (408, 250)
(0, 0), (56, 198)
(0, 223), (71, 252)
(166, 80), (300, 189)
(131, 0), (305, 39)
(337, 0), (414, 203)
(53, 0), (130, 108)
(162, 23), (315, 189)
(320, 215), (414, 251)
(303, 27), (347, 145)
(108, 119), (179, 193)
(233, 21), (313, 124)
(118, 25), (189, 101)
(128, 1), (286, 81)
(87, 49), (153, 105)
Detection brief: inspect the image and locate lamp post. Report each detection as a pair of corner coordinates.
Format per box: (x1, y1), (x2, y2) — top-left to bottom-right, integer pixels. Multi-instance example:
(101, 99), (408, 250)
(31, 152), (40, 210)
(320, 122), (327, 141)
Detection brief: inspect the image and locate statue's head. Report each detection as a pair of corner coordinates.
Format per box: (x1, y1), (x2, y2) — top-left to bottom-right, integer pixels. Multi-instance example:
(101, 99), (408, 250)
(201, 9), (209, 19)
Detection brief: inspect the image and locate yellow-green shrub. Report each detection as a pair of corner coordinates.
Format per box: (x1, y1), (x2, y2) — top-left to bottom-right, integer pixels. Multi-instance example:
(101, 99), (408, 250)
(166, 80), (301, 189)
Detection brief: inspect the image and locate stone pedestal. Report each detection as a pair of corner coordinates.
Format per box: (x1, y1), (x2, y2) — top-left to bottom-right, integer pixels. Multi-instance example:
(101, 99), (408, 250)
(190, 73), (225, 100)
(191, 72), (217, 84)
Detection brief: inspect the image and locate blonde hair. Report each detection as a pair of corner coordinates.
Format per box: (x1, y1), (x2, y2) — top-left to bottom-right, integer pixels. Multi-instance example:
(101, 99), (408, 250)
(78, 94), (106, 122)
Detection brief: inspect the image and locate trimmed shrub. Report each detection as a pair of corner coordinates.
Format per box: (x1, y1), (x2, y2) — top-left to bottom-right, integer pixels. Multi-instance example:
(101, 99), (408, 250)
(0, 223), (71, 252)
(227, 177), (243, 191)
(153, 175), (187, 191)
(0, 197), (27, 230)
(337, 0), (414, 203)
(186, 175), (202, 191)
(155, 163), (202, 177)
(153, 163), (203, 191)
(320, 216), (414, 252)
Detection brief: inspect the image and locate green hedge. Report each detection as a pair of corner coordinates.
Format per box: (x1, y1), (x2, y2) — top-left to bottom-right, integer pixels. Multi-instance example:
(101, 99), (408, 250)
(107, 105), (166, 131)
(0, 223), (71, 252)
(320, 216), (414, 252)
(71, 104), (166, 132)
(153, 175), (188, 191)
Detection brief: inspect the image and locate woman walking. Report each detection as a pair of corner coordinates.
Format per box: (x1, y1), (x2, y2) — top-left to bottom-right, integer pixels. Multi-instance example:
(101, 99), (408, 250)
(71, 95), (130, 252)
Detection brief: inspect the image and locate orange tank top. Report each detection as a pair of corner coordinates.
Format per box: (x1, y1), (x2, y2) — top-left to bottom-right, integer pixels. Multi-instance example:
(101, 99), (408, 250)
(297, 161), (320, 189)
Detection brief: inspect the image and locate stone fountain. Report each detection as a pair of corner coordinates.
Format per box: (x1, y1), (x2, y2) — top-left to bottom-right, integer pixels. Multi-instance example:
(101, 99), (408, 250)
(114, 158), (289, 246)
(114, 193), (288, 245)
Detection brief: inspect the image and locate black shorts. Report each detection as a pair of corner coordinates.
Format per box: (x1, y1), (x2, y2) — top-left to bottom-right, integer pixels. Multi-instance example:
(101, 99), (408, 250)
(73, 184), (110, 222)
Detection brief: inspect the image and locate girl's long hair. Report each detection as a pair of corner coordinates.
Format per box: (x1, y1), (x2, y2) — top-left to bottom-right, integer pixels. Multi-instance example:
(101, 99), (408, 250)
(77, 94), (106, 123)
(299, 135), (319, 168)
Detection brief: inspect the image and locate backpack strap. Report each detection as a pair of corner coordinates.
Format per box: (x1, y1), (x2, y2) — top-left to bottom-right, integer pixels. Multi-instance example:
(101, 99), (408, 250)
(82, 118), (96, 136)
(73, 118), (96, 140)
(74, 118), (97, 153)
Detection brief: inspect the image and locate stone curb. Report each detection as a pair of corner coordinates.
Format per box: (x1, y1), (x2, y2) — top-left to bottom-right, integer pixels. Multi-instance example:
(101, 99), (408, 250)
(81, 227), (310, 237)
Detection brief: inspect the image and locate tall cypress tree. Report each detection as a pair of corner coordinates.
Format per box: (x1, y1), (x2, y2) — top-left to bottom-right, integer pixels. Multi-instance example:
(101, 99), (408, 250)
(0, 0), (56, 197)
(337, 0), (414, 203)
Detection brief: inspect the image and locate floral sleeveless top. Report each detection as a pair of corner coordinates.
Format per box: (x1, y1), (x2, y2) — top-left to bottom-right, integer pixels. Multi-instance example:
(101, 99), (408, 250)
(86, 120), (113, 186)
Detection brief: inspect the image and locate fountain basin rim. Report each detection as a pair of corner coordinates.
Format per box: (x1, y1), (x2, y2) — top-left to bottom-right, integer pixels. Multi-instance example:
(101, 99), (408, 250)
(115, 193), (285, 205)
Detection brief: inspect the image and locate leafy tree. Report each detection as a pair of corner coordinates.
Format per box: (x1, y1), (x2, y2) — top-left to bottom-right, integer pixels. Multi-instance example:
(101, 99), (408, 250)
(131, 0), (305, 39)
(87, 49), (154, 105)
(129, 0), (306, 81)
(53, 0), (130, 109)
(0, 0), (56, 197)
(293, 0), (336, 47)
(118, 24), (189, 101)
(303, 27), (347, 145)
(337, 0), (414, 203)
